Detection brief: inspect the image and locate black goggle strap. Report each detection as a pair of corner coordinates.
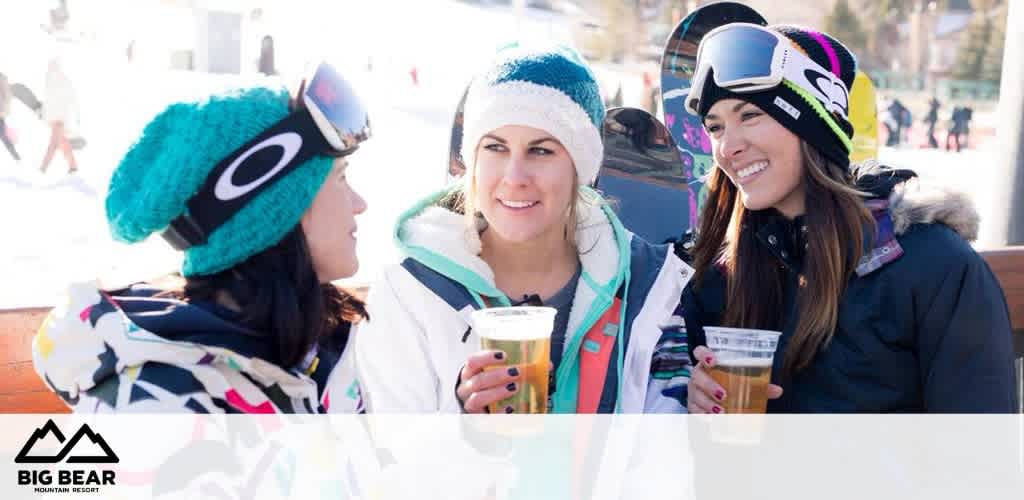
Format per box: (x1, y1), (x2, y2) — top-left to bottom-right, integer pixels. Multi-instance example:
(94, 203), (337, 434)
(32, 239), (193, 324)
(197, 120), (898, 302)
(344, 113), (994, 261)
(161, 109), (332, 251)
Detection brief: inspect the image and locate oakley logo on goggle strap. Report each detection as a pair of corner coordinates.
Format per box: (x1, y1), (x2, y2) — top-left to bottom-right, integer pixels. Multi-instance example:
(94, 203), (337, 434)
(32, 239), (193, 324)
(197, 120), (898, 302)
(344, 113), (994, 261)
(801, 68), (848, 117)
(214, 132), (303, 201)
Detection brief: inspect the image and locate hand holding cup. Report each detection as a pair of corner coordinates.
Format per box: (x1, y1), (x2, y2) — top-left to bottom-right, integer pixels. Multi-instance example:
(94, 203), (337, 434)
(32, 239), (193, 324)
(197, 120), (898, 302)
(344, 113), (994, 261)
(687, 337), (784, 414)
(457, 350), (524, 413)
(458, 307), (555, 414)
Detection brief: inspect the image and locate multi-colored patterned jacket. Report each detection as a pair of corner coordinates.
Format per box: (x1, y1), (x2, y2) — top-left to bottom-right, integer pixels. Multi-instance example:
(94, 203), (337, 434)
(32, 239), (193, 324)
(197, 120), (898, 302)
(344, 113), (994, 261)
(32, 281), (362, 413)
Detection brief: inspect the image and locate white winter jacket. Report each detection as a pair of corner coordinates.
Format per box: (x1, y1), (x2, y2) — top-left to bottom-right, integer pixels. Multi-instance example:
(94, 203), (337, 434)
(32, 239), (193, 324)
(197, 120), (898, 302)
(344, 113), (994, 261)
(352, 184), (694, 414)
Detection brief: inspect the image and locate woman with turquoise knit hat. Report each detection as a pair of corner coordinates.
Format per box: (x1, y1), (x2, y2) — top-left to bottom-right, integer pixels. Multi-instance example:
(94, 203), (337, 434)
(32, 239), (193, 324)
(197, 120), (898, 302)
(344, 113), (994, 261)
(355, 42), (695, 414)
(32, 64), (374, 413)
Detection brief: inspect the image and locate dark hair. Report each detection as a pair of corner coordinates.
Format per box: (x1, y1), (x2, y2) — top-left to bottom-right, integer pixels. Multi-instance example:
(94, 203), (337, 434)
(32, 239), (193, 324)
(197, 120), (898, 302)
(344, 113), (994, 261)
(691, 141), (873, 378)
(165, 225), (366, 368)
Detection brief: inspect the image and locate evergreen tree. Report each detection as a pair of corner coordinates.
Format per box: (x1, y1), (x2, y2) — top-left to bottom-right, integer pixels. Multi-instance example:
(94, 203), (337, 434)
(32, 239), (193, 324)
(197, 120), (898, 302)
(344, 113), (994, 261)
(825, 0), (869, 59)
(952, 13), (990, 79)
(953, 0), (1004, 82)
(854, 0), (914, 70)
(579, 0), (637, 63)
(980, 4), (1007, 83)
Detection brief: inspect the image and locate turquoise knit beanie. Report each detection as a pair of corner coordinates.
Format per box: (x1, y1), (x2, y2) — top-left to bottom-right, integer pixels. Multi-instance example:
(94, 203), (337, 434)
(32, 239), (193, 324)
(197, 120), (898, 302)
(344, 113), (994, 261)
(105, 87), (334, 277)
(461, 42), (605, 185)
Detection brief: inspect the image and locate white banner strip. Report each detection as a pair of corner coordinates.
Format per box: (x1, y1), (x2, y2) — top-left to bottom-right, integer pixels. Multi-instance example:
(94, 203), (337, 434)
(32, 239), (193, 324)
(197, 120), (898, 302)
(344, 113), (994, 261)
(1, 415), (1022, 499)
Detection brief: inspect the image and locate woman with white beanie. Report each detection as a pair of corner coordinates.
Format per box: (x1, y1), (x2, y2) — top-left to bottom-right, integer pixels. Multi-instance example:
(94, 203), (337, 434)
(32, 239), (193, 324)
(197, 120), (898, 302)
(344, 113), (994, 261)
(355, 42), (694, 414)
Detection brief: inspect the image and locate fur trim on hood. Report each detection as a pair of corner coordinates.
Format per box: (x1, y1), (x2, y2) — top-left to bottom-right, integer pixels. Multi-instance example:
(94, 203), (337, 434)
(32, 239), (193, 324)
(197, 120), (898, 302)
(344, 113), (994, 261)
(889, 179), (979, 242)
(856, 160), (979, 241)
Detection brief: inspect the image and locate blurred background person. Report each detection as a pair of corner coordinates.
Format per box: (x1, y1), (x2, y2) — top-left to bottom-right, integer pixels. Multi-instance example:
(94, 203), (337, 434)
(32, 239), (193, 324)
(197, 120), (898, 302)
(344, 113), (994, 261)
(0, 72), (22, 163)
(258, 35), (277, 76)
(924, 96), (941, 149)
(39, 57), (79, 174)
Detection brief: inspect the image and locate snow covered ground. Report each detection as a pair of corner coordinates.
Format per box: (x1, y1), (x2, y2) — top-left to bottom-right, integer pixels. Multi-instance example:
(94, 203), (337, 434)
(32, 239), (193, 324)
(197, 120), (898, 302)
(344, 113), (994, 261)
(0, 1), (1012, 309)
(0, 1), (526, 308)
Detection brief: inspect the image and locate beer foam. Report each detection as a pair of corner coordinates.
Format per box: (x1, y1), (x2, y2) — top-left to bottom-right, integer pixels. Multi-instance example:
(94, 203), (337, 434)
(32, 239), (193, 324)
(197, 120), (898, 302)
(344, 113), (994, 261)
(475, 327), (552, 341)
(471, 307), (556, 340)
(715, 356), (774, 368)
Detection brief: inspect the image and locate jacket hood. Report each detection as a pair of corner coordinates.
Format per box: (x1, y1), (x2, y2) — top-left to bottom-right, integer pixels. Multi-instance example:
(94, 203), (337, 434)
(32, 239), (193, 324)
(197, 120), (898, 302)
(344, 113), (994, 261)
(33, 281), (318, 410)
(855, 161), (979, 242)
(886, 177), (979, 242)
(703, 163), (980, 277)
(393, 182), (631, 305)
(850, 162), (979, 276)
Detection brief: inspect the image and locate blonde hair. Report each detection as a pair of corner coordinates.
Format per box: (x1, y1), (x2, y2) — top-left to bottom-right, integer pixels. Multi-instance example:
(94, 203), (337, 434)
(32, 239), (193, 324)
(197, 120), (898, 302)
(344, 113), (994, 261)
(441, 139), (606, 247)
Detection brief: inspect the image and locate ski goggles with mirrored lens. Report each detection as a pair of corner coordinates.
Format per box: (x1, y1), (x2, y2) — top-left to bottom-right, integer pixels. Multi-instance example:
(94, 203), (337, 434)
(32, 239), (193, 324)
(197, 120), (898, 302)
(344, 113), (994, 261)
(161, 62), (371, 251)
(685, 23), (850, 120)
(302, 62), (371, 153)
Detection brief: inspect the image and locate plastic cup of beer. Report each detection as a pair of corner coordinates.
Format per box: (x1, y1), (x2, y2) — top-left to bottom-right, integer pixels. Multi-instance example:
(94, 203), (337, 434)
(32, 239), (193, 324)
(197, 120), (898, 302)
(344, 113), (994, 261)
(470, 307), (556, 414)
(704, 327), (782, 414)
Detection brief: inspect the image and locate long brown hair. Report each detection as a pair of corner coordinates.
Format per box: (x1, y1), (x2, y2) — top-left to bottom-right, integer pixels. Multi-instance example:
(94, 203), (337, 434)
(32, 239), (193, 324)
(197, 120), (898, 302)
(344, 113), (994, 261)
(691, 141), (874, 377)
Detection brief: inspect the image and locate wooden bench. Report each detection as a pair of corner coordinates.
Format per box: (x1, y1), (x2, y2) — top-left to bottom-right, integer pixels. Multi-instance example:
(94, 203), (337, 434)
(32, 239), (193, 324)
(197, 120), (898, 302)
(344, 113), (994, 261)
(0, 307), (65, 413)
(2, 251), (1022, 414)
(983, 247), (1024, 355)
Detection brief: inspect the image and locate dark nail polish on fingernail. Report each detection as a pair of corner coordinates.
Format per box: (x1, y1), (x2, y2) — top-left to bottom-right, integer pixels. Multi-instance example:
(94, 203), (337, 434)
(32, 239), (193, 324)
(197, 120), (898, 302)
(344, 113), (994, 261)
(504, 406), (514, 414)
(494, 352), (504, 360)
(506, 383), (517, 392)
(704, 356), (713, 365)
(712, 406), (722, 414)
(714, 390), (725, 401)
(507, 367), (519, 377)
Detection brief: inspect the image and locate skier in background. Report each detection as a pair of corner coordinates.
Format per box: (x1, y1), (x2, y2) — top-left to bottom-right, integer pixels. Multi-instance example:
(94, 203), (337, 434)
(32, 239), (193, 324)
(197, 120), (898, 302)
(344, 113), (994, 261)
(40, 57), (79, 174)
(885, 98), (908, 147)
(0, 72), (22, 163)
(258, 35), (277, 76)
(924, 96), (940, 148)
(958, 106), (973, 151)
(946, 106), (972, 152)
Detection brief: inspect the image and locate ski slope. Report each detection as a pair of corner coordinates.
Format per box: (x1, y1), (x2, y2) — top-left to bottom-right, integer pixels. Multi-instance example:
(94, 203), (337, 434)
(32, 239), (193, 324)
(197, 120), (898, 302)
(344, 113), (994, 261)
(0, 1), (1007, 308)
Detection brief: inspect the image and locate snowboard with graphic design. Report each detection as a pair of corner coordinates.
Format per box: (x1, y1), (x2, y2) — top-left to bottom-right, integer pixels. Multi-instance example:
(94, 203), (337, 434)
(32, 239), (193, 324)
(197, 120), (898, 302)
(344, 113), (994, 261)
(660, 2), (766, 236)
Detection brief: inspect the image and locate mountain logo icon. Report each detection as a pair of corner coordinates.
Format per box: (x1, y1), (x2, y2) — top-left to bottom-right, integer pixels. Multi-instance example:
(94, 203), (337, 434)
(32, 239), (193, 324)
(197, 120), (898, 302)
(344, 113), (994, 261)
(15, 419), (119, 464)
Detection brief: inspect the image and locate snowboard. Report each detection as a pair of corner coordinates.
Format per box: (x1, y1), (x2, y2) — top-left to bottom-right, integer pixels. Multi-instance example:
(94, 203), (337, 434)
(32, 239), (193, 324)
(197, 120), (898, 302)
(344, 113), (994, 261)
(848, 70), (879, 164)
(659, 2), (767, 236)
(595, 106), (688, 245)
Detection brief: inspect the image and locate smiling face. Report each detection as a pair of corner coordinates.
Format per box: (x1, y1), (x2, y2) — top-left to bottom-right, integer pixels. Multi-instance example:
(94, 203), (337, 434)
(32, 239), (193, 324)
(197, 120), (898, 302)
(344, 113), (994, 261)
(472, 125), (576, 247)
(704, 98), (806, 218)
(300, 157), (367, 283)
